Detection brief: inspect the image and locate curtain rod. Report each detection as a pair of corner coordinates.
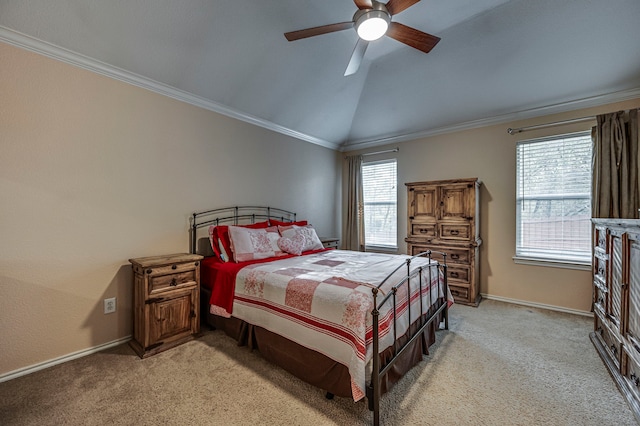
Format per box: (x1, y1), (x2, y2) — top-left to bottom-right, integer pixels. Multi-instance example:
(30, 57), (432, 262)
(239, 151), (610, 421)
(345, 147), (399, 159)
(362, 147), (399, 156)
(507, 116), (596, 135)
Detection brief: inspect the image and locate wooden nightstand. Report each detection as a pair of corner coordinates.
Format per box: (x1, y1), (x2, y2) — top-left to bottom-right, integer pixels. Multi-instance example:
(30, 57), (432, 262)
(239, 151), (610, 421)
(129, 253), (203, 358)
(320, 237), (340, 249)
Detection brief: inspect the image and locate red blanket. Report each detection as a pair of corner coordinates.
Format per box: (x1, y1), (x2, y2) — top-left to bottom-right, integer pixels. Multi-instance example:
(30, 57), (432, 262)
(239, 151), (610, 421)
(201, 249), (329, 317)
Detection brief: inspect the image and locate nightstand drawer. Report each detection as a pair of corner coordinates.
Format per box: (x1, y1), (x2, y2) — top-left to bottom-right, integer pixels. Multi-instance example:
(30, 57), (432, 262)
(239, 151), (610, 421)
(149, 265), (197, 294)
(320, 237), (339, 249)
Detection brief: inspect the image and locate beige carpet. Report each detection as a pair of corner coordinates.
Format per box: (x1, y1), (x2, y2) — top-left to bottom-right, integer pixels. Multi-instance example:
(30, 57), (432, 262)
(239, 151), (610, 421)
(1, 299), (637, 425)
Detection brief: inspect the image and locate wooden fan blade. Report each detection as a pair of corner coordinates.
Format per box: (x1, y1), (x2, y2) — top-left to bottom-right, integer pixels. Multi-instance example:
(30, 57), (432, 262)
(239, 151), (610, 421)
(385, 0), (420, 16)
(354, 0), (374, 9)
(386, 22), (440, 53)
(344, 39), (369, 76)
(285, 21), (354, 41)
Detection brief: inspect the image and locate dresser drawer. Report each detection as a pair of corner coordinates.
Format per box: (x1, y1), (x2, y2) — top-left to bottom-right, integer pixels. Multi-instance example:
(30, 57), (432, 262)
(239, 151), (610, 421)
(594, 226), (608, 250)
(448, 285), (469, 301)
(148, 263), (198, 294)
(595, 313), (622, 368)
(410, 223), (436, 238)
(446, 264), (470, 284)
(439, 223), (471, 241)
(409, 244), (470, 264)
(623, 346), (640, 401)
(593, 278), (607, 315)
(593, 248), (608, 281)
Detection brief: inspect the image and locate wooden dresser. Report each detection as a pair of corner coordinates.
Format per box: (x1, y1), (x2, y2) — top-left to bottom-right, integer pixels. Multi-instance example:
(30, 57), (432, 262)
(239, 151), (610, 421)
(591, 219), (640, 421)
(129, 253), (203, 358)
(405, 178), (481, 306)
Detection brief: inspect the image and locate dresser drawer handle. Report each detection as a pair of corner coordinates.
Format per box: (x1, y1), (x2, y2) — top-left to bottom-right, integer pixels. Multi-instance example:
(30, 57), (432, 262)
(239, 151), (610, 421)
(450, 272), (459, 278)
(450, 230), (459, 236)
(450, 254), (460, 260)
(631, 374), (640, 387)
(170, 278), (178, 286)
(419, 229), (429, 234)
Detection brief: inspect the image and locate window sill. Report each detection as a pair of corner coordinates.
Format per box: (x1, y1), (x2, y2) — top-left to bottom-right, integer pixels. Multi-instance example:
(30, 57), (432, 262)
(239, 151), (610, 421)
(365, 246), (398, 254)
(512, 255), (591, 271)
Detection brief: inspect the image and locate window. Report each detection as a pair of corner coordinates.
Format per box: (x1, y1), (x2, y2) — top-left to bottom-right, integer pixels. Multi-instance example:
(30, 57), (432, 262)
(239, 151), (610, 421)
(515, 132), (592, 267)
(362, 159), (397, 249)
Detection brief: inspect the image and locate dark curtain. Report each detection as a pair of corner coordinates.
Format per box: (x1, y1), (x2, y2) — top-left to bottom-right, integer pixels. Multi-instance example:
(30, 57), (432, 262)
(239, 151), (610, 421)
(592, 109), (639, 218)
(345, 154), (365, 251)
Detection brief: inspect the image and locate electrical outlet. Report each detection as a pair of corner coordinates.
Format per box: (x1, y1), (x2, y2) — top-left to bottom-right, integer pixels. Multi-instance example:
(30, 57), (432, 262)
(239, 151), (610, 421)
(104, 297), (116, 314)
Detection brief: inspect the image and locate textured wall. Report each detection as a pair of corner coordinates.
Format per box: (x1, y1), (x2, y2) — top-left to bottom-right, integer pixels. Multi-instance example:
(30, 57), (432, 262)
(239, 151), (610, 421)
(0, 42), (341, 376)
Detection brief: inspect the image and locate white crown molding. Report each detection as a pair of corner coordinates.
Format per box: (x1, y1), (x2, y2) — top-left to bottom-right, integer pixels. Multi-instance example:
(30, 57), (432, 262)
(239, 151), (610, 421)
(0, 26), (340, 151)
(341, 87), (640, 152)
(4, 25), (638, 154)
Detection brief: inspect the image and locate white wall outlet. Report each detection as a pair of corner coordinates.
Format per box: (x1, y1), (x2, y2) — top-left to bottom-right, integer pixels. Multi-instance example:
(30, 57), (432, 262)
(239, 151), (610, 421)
(104, 297), (116, 314)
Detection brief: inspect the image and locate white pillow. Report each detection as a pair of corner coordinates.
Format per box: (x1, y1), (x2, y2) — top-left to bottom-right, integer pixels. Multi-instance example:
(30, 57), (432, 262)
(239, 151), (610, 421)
(278, 225), (324, 252)
(228, 225), (285, 262)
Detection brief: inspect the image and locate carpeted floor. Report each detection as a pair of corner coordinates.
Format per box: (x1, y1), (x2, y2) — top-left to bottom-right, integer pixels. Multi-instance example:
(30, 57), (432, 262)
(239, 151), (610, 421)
(1, 299), (637, 425)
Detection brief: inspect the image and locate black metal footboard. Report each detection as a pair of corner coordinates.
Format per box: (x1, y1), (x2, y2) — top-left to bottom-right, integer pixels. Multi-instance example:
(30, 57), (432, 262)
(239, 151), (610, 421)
(369, 251), (449, 426)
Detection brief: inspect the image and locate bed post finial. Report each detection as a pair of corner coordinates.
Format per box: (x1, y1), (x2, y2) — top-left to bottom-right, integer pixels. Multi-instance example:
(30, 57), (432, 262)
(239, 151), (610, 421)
(191, 212), (197, 254)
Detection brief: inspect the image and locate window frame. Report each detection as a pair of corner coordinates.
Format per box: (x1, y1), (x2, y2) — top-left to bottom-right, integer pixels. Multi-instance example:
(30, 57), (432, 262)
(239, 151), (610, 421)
(513, 131), (592, 270)
(361, 158), (398, 251)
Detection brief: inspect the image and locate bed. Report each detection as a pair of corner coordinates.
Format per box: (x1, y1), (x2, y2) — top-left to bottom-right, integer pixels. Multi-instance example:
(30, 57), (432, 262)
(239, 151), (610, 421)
(190, 206), (451, 425)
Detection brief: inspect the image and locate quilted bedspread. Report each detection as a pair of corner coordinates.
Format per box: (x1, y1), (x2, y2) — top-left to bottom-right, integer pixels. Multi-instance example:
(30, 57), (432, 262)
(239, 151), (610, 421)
(227, 249), (450, 402)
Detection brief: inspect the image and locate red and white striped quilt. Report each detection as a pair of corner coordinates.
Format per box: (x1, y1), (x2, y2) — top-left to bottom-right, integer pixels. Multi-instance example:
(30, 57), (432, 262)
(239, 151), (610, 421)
(229, 249), (450, 402)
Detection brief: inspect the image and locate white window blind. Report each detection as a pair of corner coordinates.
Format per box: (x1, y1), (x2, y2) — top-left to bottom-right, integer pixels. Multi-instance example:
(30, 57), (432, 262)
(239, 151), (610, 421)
(362, 159), (397, 249)
(515, 132), (592, 265)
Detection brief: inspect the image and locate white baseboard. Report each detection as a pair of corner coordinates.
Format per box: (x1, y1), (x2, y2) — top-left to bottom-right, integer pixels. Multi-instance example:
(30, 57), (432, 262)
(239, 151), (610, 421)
(0, 335), (131, 383)
(0, 295), (592, 382)
(481, 293), (593, 317)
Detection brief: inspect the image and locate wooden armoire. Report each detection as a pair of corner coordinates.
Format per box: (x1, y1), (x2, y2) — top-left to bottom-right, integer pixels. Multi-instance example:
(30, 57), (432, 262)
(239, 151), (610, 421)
(405, 178), (481, 306)
(591, 219), (640, 422)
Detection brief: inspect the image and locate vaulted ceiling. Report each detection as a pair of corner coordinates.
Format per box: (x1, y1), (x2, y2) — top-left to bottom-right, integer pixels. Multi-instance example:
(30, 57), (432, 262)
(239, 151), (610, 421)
(2, 0), (640, 151)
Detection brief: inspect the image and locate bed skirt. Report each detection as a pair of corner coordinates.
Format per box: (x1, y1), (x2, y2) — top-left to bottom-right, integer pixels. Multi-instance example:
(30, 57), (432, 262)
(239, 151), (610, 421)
(200, 287), (439, 402)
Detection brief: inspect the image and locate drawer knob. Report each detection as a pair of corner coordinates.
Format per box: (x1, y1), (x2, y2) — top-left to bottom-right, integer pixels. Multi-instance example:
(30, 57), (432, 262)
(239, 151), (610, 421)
(172, 264), (177, 270)
(146, 269), (152, 274)
(170, 278), (178, 286)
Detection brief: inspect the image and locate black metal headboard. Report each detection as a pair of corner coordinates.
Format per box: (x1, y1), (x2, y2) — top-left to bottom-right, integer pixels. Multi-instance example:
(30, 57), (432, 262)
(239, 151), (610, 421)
(190, 206), (296, 254)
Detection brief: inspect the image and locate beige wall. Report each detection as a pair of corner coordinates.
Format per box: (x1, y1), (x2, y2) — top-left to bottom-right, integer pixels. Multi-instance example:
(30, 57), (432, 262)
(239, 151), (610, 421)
(0, 43), (341, 376)
(343, 98), (640, 314)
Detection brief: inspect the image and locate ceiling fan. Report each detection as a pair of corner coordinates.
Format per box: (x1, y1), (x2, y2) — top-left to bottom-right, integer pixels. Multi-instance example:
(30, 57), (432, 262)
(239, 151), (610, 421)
(284, 0), (440, 76)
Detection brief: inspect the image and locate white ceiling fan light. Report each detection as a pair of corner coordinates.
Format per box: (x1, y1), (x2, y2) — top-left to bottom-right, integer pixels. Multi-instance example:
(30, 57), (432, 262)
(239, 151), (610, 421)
(285, 0), (440, 76)
(354, 3), (391, 41)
